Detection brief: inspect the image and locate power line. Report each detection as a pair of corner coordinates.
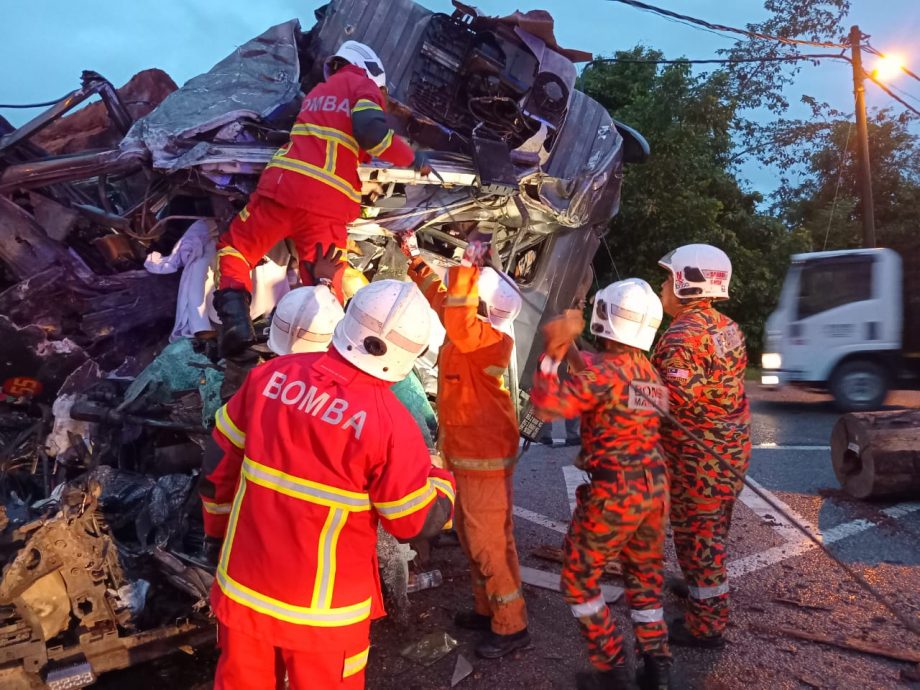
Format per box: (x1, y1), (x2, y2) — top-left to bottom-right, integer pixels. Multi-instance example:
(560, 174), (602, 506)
(863, 43), (920, 85)
(605, 0), (850, 49)
(864, 70), (920, 118)
(593, 53), (849, 66)
(0, 95), (69, 109)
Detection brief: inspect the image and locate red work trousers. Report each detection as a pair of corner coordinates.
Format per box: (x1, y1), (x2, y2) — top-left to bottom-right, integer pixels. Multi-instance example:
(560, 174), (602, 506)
(214, 622), (369, 690)
(217, 193), (348, 303)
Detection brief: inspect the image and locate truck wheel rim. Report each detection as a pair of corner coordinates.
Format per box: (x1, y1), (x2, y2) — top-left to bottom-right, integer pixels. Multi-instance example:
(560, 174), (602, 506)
(842, 372), (882, 403)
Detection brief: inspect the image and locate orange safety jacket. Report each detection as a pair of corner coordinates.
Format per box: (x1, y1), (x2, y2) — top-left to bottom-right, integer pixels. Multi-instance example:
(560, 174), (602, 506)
(202, 349), (455, 652)
(407, 259), (520, 476)
(256, 64), (414, 222)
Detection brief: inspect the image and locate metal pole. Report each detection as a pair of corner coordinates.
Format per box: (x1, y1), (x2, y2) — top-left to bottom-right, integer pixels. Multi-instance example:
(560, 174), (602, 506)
(850, 25), (876, 248)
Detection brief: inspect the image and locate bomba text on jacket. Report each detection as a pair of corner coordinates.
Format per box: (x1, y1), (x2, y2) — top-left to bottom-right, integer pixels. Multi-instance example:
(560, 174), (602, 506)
(262, 372), (367, 439)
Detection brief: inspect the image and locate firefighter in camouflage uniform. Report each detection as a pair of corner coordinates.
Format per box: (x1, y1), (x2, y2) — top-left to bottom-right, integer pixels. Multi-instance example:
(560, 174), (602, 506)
(652, 244), (752, 649)
(532, 279), (672, 690)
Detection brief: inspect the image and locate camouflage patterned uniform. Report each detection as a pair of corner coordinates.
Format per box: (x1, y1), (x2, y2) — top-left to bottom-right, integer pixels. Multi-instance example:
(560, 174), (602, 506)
(651, 301), (751, 638)
(531, 350), (671, 670)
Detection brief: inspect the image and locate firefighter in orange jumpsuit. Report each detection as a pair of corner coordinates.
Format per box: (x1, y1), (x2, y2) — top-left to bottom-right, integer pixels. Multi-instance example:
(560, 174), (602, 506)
(531, 279), (672, 690)
(200, 279), (456, 689)
(399, 234), (529, 658)
(651, 244), (751, 649)
(214, 40), (429, 357)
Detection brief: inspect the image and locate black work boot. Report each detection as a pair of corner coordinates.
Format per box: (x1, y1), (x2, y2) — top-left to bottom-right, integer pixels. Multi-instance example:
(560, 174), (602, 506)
(665, 573), (689, 599)
(668, 619), (725, 649)
(475, 628), (530, 659)
(454, 610), (492, 631)
(213, 288), (255, 358)
(576, 663), (636, 690)
(637, 654), (672, 690)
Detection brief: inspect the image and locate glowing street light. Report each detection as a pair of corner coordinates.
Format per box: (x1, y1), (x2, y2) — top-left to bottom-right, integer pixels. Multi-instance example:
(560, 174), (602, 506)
(872, 53), (907, 81)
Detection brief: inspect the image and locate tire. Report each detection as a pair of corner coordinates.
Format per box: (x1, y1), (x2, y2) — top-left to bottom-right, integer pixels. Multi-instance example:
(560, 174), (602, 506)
(829, 360), (889, 412)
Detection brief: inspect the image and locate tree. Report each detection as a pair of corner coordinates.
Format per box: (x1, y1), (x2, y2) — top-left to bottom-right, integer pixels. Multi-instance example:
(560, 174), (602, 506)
(579, 49), (810, 359)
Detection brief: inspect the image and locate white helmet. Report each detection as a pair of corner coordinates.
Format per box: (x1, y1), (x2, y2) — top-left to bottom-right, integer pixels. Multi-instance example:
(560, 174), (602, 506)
(659, 244), (732, 300)
(268, 286), (345, 356)
(332, 279), (431, 382)
(478, 267), (522, 336)
(590, 278), (663, 351)
(324, 41), (387, 90)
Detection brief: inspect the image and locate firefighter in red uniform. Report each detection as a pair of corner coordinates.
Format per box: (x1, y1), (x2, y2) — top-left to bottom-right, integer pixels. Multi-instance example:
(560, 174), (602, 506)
(531, 279), (672, 690)
(214, 40), (430, 356)
(651, 244), (752, 649)
(200, 279), (456, 689)
(398, 235), (529, 659)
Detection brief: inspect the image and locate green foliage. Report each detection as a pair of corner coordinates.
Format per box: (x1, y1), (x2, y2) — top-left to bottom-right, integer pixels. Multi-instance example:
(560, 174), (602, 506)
(579, 51), (810, 358)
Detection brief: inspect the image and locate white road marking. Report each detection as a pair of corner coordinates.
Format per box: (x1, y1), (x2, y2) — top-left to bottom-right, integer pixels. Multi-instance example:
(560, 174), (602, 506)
(753, 443), (830, 451)
(519, 565), (623, 603)
(512, 506), (568, 535)
(738, 477), (819, 541)
(562, 465), (587, 516)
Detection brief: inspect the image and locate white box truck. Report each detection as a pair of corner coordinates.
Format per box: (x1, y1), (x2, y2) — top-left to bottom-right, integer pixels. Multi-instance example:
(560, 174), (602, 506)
(760, 247), (920, 410)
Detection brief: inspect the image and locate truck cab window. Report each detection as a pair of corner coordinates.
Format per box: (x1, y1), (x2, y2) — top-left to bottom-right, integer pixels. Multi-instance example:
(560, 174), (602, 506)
(796, 256), (874, 320)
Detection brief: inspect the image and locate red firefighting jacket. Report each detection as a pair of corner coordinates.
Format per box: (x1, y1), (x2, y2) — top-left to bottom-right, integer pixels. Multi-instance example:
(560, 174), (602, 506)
(407, 259), (520, 476)
(256, 64), (414, 222)
(530, 350), (668, 472)
(202, 349), (455, 651)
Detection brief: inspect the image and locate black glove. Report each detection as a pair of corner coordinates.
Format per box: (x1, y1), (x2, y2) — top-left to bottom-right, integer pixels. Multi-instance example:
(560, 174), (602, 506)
(202, 536), (223, 568)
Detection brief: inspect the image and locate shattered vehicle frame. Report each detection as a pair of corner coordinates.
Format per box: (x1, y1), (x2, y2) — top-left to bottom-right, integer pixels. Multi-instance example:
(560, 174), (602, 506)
(0, 1), (647, 686)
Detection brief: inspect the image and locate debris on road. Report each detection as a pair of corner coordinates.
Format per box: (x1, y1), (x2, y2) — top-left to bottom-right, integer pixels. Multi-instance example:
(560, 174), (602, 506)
(752, 623), (920, 664)
(532, 543), (623, 577)
(400, 631), (459, 666)
(450, 653), (474, 687)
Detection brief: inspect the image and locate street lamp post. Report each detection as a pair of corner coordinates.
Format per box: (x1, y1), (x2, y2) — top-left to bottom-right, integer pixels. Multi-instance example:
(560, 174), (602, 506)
(849, 25), (876, 249)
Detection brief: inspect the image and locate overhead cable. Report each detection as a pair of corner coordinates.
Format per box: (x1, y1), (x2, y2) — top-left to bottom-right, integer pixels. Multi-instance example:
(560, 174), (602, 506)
(605, 0), (850, 49)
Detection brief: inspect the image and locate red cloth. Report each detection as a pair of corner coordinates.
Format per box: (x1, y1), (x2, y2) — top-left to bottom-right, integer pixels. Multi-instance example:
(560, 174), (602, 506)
(216, 194), (346, 301)
(257, 64), (414, 221)
(214, 621), (369, 690)
(203, 349), (455, 651)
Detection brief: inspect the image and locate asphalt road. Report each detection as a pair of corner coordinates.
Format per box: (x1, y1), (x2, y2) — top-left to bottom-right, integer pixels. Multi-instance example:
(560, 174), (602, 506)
(98, 385), (920, 690)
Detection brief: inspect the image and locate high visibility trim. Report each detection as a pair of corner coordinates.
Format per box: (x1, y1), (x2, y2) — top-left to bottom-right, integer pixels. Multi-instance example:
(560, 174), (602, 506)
(216, 566), (372, 627)
(323, 140), (335, 172)
(312, 507), (347, 608)
(448, 456), (517, 472)
(291, 122), (359, 156)
(353, 98), (382, 114)
(242, 457), (371, 512)
(239, 205), (250, 222)
(420, 273), (440, 293)
(366, 130), (393, 157)
(217, 247), (249, 266)
(492, 588), (523, 605)
(219, 475), (248, 573)
(266, 155), (361, 203)
(202, 497), (232, 515)
(374, 481), (437, 519)
(215, 405), (245, 449)
(483, 365), (505, 378)
(570, 595), (606, 618)
(429, 477), (455, 503)
(630, 607), (664, 623)
(343, 646), (370, 678)
(688, 583), (729, 600)
(444, 295), (479, 308)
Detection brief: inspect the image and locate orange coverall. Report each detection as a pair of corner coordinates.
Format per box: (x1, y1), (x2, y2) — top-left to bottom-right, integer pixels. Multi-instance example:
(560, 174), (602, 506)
(407, 257), (528, 635)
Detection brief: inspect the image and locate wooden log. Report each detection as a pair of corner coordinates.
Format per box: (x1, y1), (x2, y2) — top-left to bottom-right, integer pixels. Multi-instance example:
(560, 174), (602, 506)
(752, 623), (920, 664)
(830, 410), (920, 499)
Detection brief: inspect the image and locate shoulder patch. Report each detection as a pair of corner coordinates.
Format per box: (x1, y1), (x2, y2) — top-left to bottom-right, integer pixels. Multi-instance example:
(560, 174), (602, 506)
(713, 323), (744, 357)
(628, 381), (669, 413)
(665, 367), (690, 382)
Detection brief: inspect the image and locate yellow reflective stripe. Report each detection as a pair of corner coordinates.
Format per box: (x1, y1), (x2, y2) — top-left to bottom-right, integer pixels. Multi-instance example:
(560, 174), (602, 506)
(444, 295), (479, 308)
(215, 405), (245, 449)
(217, 566), (372, 627)
(323, 141), (334, 172)
(353, 98), (382, 114)
(312, 507), (348, 608)
(220, 476), (248, 572)
(483, 365), (506, 378)
(343, 646), (370, 678)
(266, 156), (361, 203)
(374, 481), (437, 519)
(239, 205), (250, 221)
(420, 273), (440, 293)
(217, 247), (249, 267)
(290, 123), (359, 156)
(429, 477), (455, 503)
(202, 498), (232, 515)
(366, 130), (393, 157)
(448, 457), (517, 472)
(242, 457), (371, 511)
